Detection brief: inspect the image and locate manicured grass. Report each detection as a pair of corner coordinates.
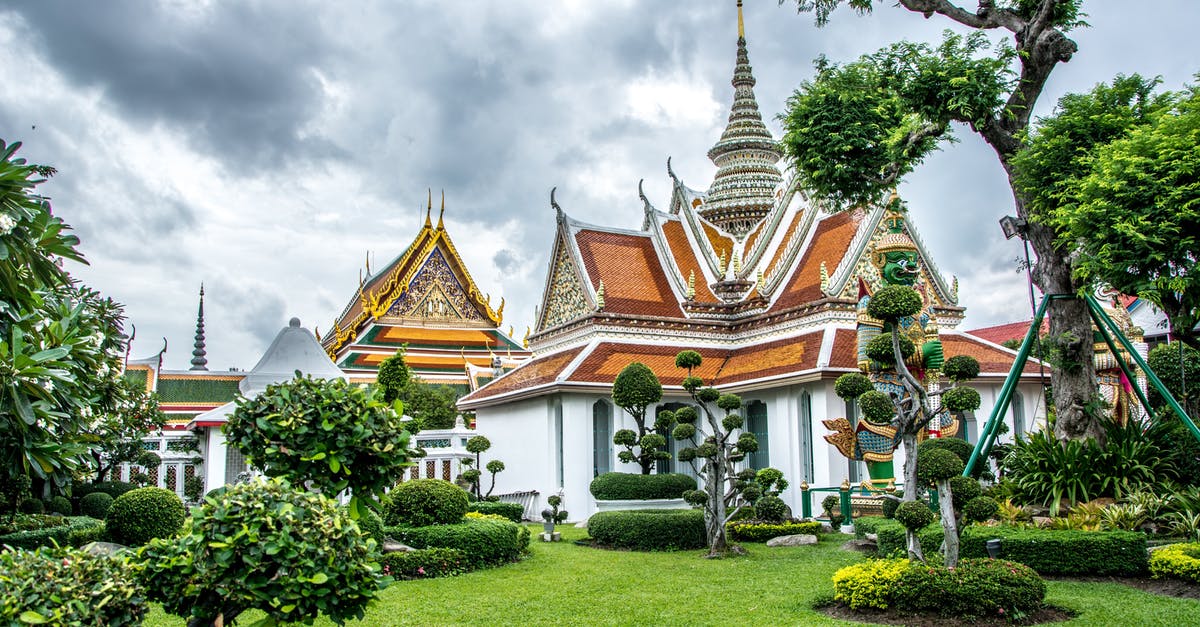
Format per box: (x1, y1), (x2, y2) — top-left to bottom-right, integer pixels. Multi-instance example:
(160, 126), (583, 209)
(143, 525), (1200, 626)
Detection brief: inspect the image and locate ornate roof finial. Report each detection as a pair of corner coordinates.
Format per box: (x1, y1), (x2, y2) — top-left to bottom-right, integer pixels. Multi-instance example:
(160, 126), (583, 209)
(701, 0), (783, 238)
(951, 276), (959, 301)
(596, 280), (606, 310)
(425, 189), (432, 228)
(757, 268), (764, 286)
(551, 187), (565, 224)
(666, 156), (677, 182)
(687, 270), (696, 301)
(189, 283), (208, 371)
(438, 189), (445, 230)
(718, 249), (728, 275)
(733, 251), (742, 273)
(820, 261), (830, 293)
(365, 251), (371, 276)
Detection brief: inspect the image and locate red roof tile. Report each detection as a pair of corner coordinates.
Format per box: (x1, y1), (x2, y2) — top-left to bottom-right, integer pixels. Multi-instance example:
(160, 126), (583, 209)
(575, 230), (683, 318)
(965, 320), (1048, 346)
(771, 212), (859, 311)
(461, 346), (585, 401)
(661, 220), (718, 302)
(942, 333), (1043, 375)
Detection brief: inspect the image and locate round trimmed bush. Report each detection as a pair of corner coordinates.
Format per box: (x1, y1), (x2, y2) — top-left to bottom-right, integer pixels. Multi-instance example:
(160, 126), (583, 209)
(106, 487), (186, 546)
(754, 495), (789, 523)
(20, 498), (45, 514)
(46, 495), (72, 516)
(384, 479), (469, 528)
(589, 472), (697, 501)
(916, 448), (964, 485)
(835, 373), (874, 400)
(586, 509), (706, 551)
(866, 332), (915, 364)
(468, 500), (524, 522)
(893, 558), (1045, 619)
(858, 390), (896, 425)
(942, 386), (982, 412)
(881, 491), (903, 519)
(962, 496), (1000, 523)
(868, 285), (923, 321)
(917, 437), (972, 464)
(949, 476), (982, 510)
(79, 492), (114, 519)
(943, 355), (981, 382)
(894, 500), (935, 531)
(76, 481), (137, 500)
(388, 517), (528, 567)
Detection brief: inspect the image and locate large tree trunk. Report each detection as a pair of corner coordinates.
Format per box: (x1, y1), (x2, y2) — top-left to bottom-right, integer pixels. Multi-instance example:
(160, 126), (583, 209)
(899, 432), (924, 562)
(707, 455), (729, 556)
(937, 479), (959, 568)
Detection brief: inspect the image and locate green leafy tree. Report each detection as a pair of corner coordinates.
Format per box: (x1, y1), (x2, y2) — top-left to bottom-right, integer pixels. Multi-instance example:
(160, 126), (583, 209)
(1148, 342), (1200, 420)
(138, 476), (385, 627)
(611, 362), (667, 475)
(0, 140), (132, 489)
(224, 374), (418, 517)
(1015, 76), (1200, 350)
(782, 0), (1110, 444)
(376, 348), (461, 430)
(84, 377), (166, 482)
(666, 350), (759, 557)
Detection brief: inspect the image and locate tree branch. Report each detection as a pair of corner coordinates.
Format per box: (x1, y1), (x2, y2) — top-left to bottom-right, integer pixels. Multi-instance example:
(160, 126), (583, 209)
(896, 0), (1023, 32)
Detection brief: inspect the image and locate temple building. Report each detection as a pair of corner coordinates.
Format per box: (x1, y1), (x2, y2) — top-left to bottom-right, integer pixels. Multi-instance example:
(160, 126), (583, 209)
(458, 3), (1046, 519)
(320, 192), (529, 390)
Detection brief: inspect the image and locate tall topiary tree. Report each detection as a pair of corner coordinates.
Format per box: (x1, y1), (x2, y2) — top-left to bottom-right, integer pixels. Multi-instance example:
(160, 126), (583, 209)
(461, 435), (505, 499)
(666, 350), (760, 557)
(225, 374), (419, 518)
(611, 362), (667, 475)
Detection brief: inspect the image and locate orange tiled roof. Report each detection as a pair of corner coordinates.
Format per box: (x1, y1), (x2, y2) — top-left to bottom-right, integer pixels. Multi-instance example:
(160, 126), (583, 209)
(461, 346), (585, 401)
(661, 220), (718, 302)
(830, 328), (859, 369)
(701, 220), (733, 263)
(347, 352), (495, 370)
(574, 230), (683, 318)
(372, 326), (502, 346)
(965, 320), (1048, 346)
(771, 212), (859, 311)
(716, 334), (822, 384)
(743, 219), (766, 260)
(942, 333), (1042, 375)
(764, 209), (806, 280)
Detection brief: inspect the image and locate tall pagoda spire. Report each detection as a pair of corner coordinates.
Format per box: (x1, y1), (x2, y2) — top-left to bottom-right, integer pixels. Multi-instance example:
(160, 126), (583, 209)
(189, 284), (208, 371)
(701, 0), (783, 239)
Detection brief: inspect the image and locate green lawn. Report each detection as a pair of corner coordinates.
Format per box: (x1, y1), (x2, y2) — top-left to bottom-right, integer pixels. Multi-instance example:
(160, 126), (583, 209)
(144, 525), (1200, 626)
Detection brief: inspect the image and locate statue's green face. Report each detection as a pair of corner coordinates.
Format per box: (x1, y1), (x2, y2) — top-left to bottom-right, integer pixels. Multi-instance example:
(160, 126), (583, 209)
(881, 251), (919, 286)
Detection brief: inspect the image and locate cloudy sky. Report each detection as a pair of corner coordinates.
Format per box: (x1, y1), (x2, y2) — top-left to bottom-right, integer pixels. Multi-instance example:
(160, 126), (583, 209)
(1, 1), (1196, 371)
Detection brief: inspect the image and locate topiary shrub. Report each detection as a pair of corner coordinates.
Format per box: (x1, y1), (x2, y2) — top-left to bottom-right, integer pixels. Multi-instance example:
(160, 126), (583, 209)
(858, 390), (896, 425)
(19, 498), (44, 514)
(834, 373), (874, 400)
(867, 285), (924, 321)
(822, 494), (845, 526)
(949, 476), (982, 510)
(380, 547), (469, 580)
(387, 517), (528, 568)
(754, 495), (789, 523)
(959, 525), (1148, 575)
(876, 520), (943, 557)
(106, 486), (186, 546)
(0, 544), (147, 626)
(894, 501), (934, 531)
(588, 472), (697, 501)
(468, 500), (524, 522)
(0, 516), (105, 550)
(942, 386), (982, 412)
(75, 481), (137, 500)
(586, 509), (706, 551)
(916, 448), (964, 486)
(866, 332), (915, 364)
(831, 558), (909, 609)
(918, 436), (984, 478)
(892, 558), (1046, 619)
(384, 479), (469, 528)
(943, 355), (981, 382)
(45, 495), (72, 516)
(1149, 542), (1200, 583)
(881, 491), (903, 519)
(138, 476), (384, 626)
(962, 496), (999, 523)
(728, 520), (822, 542)
(357, 507), (386, 545)
(852, 515), (889, 539)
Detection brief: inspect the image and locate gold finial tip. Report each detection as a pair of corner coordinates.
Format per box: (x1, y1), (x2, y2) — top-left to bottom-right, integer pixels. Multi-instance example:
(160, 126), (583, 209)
(737, 0), (745, 39)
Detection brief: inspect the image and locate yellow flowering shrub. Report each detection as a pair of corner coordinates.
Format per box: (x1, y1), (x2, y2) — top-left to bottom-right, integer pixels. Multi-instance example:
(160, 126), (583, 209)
(464, 511), (510, 522)
(831, 558), (909, 610)
(1149, 542), (1200, 583)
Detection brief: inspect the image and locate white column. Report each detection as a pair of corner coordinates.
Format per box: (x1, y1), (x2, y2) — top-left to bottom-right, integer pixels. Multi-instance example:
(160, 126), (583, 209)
(203, 428), (227, 493)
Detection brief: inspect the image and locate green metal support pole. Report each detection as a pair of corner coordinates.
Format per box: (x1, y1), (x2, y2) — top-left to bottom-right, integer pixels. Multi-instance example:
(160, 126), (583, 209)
(963, 295), (1054, 477)
(839, 483), (852, 525)
(1085, 294), (1200, 444)
(800, 482), (812, 519)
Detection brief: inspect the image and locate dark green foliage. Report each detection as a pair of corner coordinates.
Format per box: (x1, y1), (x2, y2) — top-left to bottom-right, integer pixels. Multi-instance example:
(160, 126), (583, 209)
(865, 332), (914, 364)
(675, 350), (702, 370)
(138, 476), (384, 626)
(0, 515), (105, 550)
(867, 285), (923, 321)
(0, 473), (30, 516)
(876, 520), (943, 557)
(941, 386), (982, 412)
(468, 500), (524, 522)
(385, 479), (469, 527)
(727, 520), (822, 542)
(892, 558), (1046, 620)
(611, 362), (666, 474)
(959, 526), (1149, 575)
(19, 498), (44, 514)
(851, 515), (889, 539)
(589, 472), (697, 501)
(881, 492), (903, 519)
(79, 492), (113, 519)
(0, 544), (147, 625)
(75, 480), (136, 500)
(754, 496), (789, 523)
(380, 547), (469, 580)
(918, 437), (972, 465)
(962, 496), (999, 523)
(377, 349), (411, 404)
(916, 448), (963, 484)
(612, 362), (663, 412)
(106, 486), (186, 546)
(834, 373), (873, 400)
(45, 495), (71, 515)
(696, 388), (720, 403)
(1149, 342), (1200, 427)
(586, 509), (706, 551)
(357, 507), (386, 545)
(387, 517), (529, 568)
(949, 476), (982, 510)
(226, 374), (417, 513)
(400, 382), (461, 431)
(894, 500), (934, 531)
(943, 355), (981, 382)
(857, 390), (896, 425)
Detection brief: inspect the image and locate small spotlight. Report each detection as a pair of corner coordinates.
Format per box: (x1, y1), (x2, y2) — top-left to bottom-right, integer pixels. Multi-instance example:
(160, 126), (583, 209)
(986, 538), (1002, 558)
(999, 215), (1028, 240)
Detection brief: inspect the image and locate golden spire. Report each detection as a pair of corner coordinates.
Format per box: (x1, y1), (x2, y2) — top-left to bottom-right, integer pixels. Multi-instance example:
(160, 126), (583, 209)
(438, 189), (445, 230)
(737, 0), (744, 39)
(425, 189), (432, 228)
(596, 280), (606, 310)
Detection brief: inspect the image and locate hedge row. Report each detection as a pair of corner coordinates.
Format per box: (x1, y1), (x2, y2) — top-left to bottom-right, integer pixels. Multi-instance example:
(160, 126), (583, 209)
(0, 516), (105, 550)
(875, 520), (1149, 576)
(380, 548), (470, 579)
(727, 520), (822, 542)
(1149, 543), (1200, 583)
(589, 473), (696, 501)
(587, 509), (706, 551)
(852, 515), (890, 540)
(385, 517), (529, 568)
(467, 501), (524, 522)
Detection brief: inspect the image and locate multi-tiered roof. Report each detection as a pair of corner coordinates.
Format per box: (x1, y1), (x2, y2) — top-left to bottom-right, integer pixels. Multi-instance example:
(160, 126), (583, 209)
(459, 3), (1029, 409)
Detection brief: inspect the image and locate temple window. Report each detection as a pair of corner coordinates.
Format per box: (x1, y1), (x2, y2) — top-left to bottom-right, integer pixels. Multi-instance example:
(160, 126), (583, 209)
(592, 399), (613, 477)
